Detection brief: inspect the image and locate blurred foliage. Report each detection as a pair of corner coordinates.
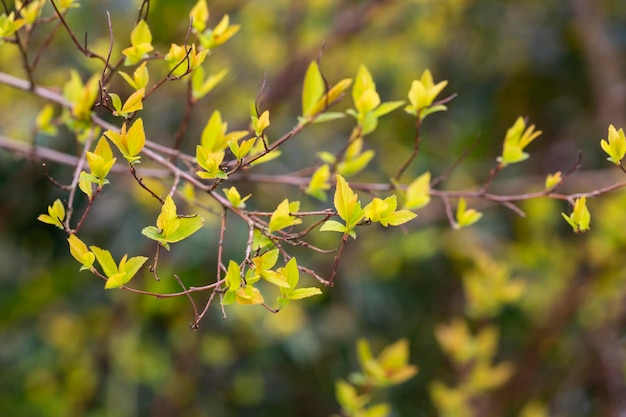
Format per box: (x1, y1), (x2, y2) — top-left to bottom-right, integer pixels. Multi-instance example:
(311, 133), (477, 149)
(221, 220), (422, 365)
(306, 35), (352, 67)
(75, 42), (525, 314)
(2, 1), (626, 417)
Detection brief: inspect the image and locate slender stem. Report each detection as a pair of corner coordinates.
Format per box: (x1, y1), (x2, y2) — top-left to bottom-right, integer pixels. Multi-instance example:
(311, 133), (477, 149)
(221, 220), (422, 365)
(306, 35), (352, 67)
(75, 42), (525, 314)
(64, 131), (94, 231)
(327, 233), (349, 286)
(393, 115), (422, 181)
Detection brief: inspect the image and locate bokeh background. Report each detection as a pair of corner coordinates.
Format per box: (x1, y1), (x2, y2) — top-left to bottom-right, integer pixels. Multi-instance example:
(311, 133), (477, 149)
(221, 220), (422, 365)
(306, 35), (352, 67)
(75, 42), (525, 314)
(2, 0), (626, 416)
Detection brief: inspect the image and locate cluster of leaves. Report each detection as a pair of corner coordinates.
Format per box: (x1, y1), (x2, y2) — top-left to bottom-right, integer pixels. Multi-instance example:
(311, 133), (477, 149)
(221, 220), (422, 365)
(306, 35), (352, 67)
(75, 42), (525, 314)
(9, 0), (623, 326)
(335, 339), (418, 417)
(3, 0), (626, 416)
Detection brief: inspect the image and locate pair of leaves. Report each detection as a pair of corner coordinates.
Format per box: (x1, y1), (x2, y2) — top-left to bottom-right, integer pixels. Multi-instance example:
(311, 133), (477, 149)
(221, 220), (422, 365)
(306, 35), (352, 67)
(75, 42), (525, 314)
(81, 136), (116, 193)
(141, 196), (204, 250)
(355, 338), (418, 387)
(600, 124), (626, 165)
(196, 146), (227, 179)
(62, 70), (99, 121)
(67, 235), (146, 289)
(405, 69), (448, 119)
(38, 199), (65, 230)
(455, 197), (483, 229)
(321, 175), (416, 238)
(363, 196), (417, 227)
(119, 62), (149, 91)
(497, 117), (542, 167)
(300, 61), (352, 123)
(223, 186), (251, 208)
(347, 65), (404, 135)
(268, 199), (302, 233)
(104, 118), (146, 164)
(276, 258), (322, 309)
(0, 12), (25, 41)
(317, 135), (375, 178)
(91, 246), (148, 289)
(196, 14), (240, 50)
(222, 261), (264, 305)
(164, 43), (208, 77)
(122, 20), (153, 66)
(200, 110), (248, 152)
(320, 175), (365, 238)
(561, 196), (591, 233)
(109, 88), (144, 118)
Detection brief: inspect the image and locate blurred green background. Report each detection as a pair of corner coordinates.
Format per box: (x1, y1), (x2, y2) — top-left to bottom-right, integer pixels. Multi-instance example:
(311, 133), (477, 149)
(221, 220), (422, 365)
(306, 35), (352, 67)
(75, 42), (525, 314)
(1, 0), (626, 416)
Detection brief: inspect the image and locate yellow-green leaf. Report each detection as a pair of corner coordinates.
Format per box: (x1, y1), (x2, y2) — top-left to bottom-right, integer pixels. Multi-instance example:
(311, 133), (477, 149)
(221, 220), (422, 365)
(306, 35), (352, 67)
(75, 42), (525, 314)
(37, 199), (65, 229)
(189, 0), (209, 32)
(455, 197), (482, 229)
(561, 196), (590, 233)
(268, 199), (302, 233)
(68, 234), (95, 271)
(600, 124), (626, 165)
(301, 61), (324, 117)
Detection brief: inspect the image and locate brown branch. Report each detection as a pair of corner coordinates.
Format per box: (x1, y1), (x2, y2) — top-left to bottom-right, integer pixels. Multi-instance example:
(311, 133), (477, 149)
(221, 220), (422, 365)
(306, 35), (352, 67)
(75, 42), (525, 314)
(129, 163), (165, 204)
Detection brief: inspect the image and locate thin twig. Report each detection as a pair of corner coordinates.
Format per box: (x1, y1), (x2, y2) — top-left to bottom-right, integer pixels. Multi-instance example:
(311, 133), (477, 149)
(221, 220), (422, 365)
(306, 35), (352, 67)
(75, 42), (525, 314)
(63, 130), (94, 231)
(129, 163), (165, 204)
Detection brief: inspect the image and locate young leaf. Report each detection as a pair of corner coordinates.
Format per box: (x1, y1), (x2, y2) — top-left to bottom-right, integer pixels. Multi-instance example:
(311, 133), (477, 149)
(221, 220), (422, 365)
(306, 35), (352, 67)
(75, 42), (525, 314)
(112, 88), (145, 117)
(90, 246), (118, 279)
(122, 20), (154, 66)
(198, 14), (240, 49)
(36, 104), (58, 136)
(364, 195), (417, 227)
(37, 199), (65, 229)
(305, 164), (331, 201)
(404, 69), (448, 118)
(189, 0), (209, 33)
(85, 136), (116, 185)
(164, 43), (208, 77)
(252, 110), (270, 137)
(196, 146), (227, 179)
(228, 137), (256, 160)
(141, 196), (204, 249)
(402, 171), (431, 210)
(377, 339), (419, 384)
(235, 286), (264, 305)
(545, 172), (562, 190)
(301, 61), (324, 118)
(319, 220), (348, 234)
(497, 117), (542, 167)
(67, 234), (95, 271)
(455, 197), (482, 229)
(105, 118), (146, 164)
(191, 67), (228, 100)
(0, 12), (25, 42)
(223, 186), (251, 208)
(287, 287), (323, 300)
(307, 78), (353, 118)
(561, 196), (591, 233)
(268, 199), (302, 233)
(119, 62), (149, 90)
(78, 172), (94, 199)
(334, 175), (365, 233)
(225, 260), (241, 291)
(600, 124), (626, 165)
(277, 258), (322, 305)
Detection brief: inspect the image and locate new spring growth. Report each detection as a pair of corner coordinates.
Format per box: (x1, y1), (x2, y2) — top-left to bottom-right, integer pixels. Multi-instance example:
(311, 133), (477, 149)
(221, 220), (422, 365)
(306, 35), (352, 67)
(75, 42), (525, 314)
(600, 124), (626, 165)
(497, 117), (542, 167)
(405, 69), (448, 120)
(561, 196), (590, 233)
